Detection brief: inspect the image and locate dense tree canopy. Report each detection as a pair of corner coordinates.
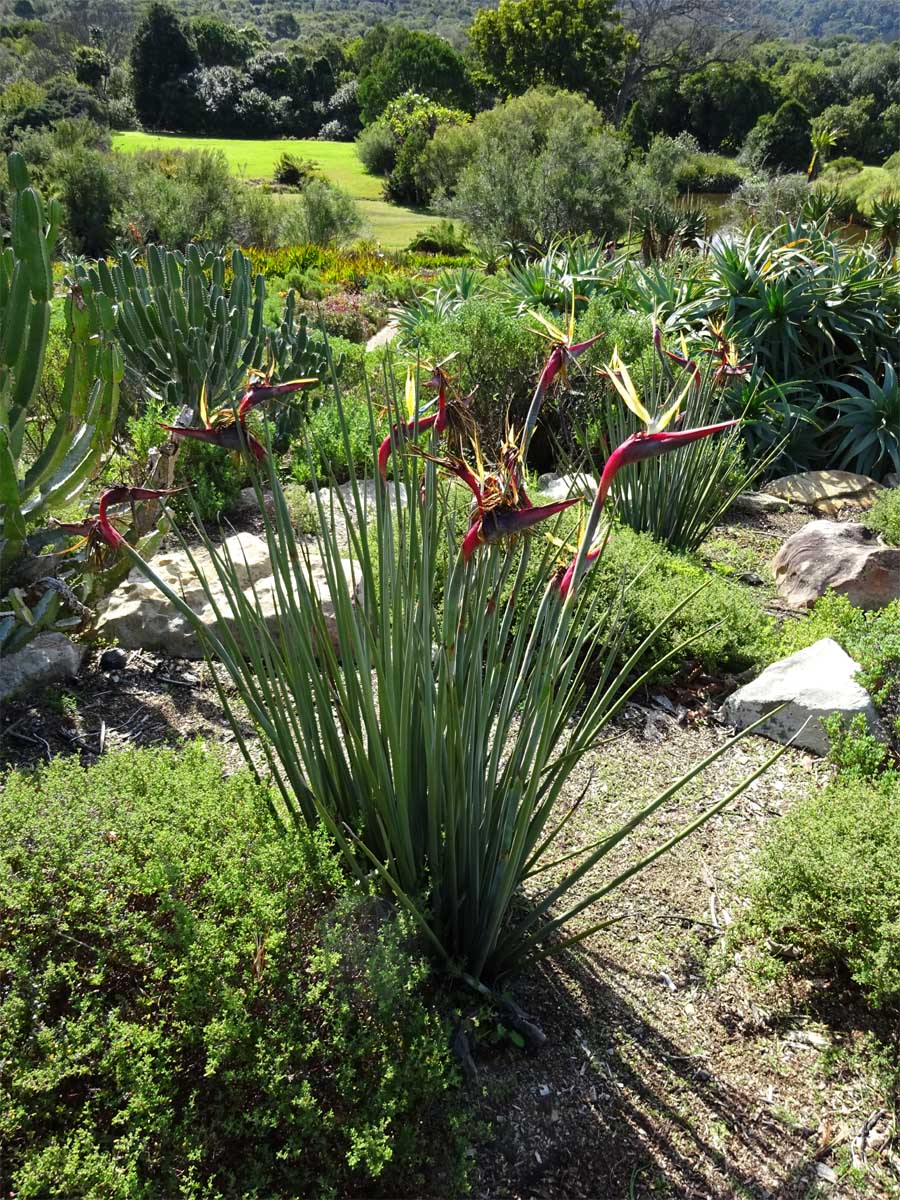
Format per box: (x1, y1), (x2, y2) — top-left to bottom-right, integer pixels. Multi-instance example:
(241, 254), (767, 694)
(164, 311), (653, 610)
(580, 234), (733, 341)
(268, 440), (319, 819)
(357, 27), (474, 125)
(190, 15), (257, 67)
(469, 0), (636, 110)
(129, 2), (199, 129)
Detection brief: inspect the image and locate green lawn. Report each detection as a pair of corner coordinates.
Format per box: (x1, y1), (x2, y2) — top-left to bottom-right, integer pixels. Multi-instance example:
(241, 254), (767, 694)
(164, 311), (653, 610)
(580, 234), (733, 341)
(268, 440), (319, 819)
(112, 131), (430, 248)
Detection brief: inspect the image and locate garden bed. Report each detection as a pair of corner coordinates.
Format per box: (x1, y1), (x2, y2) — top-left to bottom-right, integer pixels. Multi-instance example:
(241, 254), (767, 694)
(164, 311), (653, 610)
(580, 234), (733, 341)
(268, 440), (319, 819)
(3, 497), (897, 1199)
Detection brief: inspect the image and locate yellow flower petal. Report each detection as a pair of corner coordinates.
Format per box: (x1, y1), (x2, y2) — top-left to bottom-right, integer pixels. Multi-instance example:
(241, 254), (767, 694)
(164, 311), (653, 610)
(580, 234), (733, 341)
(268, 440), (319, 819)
(652, 375), (693, 432)
(404, 367), (416, 421)
(606, 348), (652, 425)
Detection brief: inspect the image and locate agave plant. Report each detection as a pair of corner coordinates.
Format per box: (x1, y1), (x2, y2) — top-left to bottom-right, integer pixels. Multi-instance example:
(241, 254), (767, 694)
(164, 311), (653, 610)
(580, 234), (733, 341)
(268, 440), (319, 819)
(830, 359), (900, 479)
(125, 347), (781, 993)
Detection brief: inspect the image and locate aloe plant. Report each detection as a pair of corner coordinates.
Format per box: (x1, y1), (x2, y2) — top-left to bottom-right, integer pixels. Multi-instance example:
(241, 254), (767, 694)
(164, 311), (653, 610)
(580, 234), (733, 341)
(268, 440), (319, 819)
(0, 153), (121, 578)
(0, 153), (127, 651)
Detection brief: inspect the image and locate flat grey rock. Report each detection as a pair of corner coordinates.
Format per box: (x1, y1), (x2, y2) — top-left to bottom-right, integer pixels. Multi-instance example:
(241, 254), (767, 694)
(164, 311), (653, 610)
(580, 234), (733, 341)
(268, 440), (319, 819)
(0, 632), (86, 701)
(731, 491), (789, 515)
(719, 637), (883, 755)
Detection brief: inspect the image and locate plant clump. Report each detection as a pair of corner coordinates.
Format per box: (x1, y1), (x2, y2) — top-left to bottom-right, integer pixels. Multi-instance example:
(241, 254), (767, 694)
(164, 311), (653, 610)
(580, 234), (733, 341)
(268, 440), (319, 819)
(0, 743), (464, 1200)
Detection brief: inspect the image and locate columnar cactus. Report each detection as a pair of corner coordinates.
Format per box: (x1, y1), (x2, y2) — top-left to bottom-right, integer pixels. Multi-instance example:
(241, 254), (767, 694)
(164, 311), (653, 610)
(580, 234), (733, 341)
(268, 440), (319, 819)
(75, 244), (331, 431)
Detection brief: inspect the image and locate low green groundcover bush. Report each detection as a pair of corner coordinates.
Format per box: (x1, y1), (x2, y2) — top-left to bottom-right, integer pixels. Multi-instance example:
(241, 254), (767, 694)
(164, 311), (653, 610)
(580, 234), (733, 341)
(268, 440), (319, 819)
(566, 521), (773, 678)
(0, 744), (463, 1200)
(734, 768), (900, 1010)
(864, 486), (900, 547)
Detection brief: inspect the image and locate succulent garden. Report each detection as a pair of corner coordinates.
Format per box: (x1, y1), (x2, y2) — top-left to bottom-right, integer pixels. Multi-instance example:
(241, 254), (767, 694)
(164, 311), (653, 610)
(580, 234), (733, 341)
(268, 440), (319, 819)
(1, 8), (900, 1190)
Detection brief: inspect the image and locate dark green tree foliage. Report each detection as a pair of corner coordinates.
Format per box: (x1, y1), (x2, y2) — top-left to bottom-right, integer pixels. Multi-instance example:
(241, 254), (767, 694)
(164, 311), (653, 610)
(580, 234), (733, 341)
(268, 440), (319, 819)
(2, 74), (106, 134)
(450, 89), (628, 248)
(357, 27), (474, 125)
(73, 44), (111, 91)
(130, 2), (200, 129)
(677, 62), (777, 153)
(743, 99), (811, 173)
(191, 14), (255, 66)
(469, 0), (635, 111)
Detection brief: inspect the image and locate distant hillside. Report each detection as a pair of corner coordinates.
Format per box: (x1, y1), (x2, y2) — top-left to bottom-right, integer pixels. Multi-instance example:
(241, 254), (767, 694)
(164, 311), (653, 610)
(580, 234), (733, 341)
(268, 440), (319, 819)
(23, 0), (900, 47)
(732, 0), (899, 40)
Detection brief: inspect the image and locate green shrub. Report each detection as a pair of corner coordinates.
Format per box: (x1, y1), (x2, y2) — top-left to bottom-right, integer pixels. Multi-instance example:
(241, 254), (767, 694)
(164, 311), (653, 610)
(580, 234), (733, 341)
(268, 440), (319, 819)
(0, 744), (462, 1200)
(574, 522), (773, 678)
(734, 769), (900, 1009)
(172, 437), (247, 524)
(448, 89), (629, 249)
(824, 712), (891, 780)
(292, 390), (385, 485)
(415, 298), (545, 443)
(272, 151), (317, 188)
(295, 291), (376, 343)
(674, 152), (746, 194)
(863, 486), (900, 546)
(355, 120), (397, 176)
(279, 179), (363, 248)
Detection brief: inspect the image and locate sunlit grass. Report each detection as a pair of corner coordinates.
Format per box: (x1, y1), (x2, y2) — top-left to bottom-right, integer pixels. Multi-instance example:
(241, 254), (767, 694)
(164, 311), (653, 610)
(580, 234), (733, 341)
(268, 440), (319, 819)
(112, 131), (431, 248)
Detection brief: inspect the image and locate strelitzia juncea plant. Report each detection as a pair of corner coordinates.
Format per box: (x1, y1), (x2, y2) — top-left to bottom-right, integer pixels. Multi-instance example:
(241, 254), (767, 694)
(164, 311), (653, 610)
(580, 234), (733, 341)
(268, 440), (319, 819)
(126, 346), (785, 993)
(569, 329), (777, 555)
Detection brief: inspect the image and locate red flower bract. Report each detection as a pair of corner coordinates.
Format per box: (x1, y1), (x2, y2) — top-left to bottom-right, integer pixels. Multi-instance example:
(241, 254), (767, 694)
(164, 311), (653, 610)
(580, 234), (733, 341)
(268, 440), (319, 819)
(558, 421), (739, 597)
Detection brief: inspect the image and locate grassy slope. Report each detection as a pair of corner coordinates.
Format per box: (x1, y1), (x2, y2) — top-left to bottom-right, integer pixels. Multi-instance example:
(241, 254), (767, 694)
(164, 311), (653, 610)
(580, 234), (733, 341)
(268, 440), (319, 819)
(112, 131), (430, 248)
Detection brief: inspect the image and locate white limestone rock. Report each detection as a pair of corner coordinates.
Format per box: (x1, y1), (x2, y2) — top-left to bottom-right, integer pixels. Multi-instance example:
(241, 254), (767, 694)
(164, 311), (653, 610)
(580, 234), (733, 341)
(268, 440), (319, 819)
(719, 638), (883, 755)
(536, 472), (597, 502)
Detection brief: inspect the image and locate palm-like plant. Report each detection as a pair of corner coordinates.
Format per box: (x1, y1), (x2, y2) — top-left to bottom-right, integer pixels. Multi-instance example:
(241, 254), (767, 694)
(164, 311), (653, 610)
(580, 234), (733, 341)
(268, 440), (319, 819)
(807, 118), (845, 181)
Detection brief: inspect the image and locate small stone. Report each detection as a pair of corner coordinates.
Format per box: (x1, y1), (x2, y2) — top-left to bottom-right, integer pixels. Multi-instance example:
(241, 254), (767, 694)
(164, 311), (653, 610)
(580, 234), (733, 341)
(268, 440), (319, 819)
(719, 638), (883, 756)
(536, 472), (596, 502)
(0, 632), (87, 701)
(731, 491), (789, 515)
(773, 520), (900, 610)
(99, 647), (128, 672)
(884, 473), (900, 489)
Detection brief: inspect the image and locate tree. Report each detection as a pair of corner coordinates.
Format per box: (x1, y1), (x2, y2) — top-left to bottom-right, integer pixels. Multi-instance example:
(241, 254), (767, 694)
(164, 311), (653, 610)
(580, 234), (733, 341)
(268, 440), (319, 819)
(357, 27), (474, 125)
(449, 88), (629, 248)
(74, 44), (111, 93)
(611, 0), (742, 123)
(742, 100), (811, 174)
(130, 2), (199, 130)
(191, 16), (254, 67)
(469, 0), (635, 111)
(677, 62), (777, 152)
